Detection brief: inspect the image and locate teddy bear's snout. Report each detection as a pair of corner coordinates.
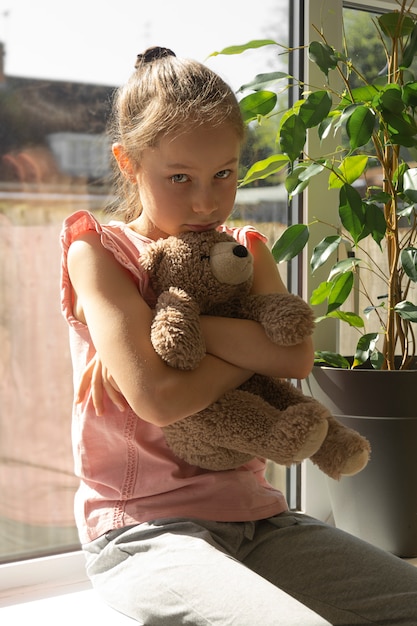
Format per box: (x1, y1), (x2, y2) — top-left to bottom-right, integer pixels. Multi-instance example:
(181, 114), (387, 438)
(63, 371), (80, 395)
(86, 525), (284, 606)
(209, 241), (253, 286)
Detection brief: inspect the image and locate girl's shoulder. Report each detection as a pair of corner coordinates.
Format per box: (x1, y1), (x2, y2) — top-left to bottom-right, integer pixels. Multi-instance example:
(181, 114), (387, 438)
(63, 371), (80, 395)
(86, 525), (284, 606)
(60, 210), (153, 295)
(61, 209), (152, 247)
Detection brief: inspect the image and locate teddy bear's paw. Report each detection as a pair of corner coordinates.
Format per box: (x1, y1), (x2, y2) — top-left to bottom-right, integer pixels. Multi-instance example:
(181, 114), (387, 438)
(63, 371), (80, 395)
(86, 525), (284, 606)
(151, 318), (205, 369)
(311, 418), (371, 480)
(292, 418), (329, 462)
(339, 448), (370, 477)
(313, 443), (370, 481)
(245, 293), (315, 346)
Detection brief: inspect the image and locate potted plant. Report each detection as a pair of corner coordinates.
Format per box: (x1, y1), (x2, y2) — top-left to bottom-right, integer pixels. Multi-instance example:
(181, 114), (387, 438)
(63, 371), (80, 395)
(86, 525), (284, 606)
(213, 0), (417, 556)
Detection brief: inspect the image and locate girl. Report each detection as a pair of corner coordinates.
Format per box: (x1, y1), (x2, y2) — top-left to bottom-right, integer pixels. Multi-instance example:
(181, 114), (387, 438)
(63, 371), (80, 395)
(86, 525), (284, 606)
(60, 47), (417, 625)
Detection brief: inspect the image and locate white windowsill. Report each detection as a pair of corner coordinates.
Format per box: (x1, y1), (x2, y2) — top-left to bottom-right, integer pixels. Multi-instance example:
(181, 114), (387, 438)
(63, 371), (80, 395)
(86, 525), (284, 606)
(0, 550), (416, 624)
(0, 551), (134, 624)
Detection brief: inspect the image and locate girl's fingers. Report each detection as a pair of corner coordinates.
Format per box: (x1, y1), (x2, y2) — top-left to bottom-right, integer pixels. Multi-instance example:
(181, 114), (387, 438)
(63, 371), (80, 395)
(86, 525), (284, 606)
(102, 373), (128, 412)
(91, 358), (105, 416)
(76, 355), (127, 414)
(76, 357), (96, 403)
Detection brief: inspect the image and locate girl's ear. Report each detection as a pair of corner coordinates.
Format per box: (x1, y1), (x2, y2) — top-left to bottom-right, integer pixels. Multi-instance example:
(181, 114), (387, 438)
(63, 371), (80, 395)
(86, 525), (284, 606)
(112, 143), (136, 182)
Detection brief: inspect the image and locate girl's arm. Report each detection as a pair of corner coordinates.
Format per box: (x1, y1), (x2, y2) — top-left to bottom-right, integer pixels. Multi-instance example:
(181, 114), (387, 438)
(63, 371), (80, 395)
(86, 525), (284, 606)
(200, 237), (315, 381)
(76, 356), (128, 415)
(68, 231), (253, 426)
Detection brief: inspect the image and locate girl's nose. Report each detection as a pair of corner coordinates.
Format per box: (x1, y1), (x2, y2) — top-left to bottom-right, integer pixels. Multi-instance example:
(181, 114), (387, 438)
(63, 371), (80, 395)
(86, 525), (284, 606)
(192, 187), (217, 214)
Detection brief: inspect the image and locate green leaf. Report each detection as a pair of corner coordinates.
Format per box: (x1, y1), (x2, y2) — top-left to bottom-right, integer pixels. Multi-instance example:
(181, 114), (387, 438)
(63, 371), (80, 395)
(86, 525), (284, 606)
(363, 202), (386, 247)
(308, 41), (338, 77)
(386, 132), (417, 148)
(376, 84), (404, 114)
(328, 155), (369, 189)
(378, 13), (414, 38)
(327, 272), (354, 313)
(352, 332), (379, 368)
(394, 161), (409, 187)
(367, 189), (391, 204)
(314, 351), (351, 369)
(401, 24), (417, 68)
(272, 224), (309, 263)
(402, 82), (417, 107)
(397, 203), (417, 220)
(298, 161), (325, 182)
(364, 302), (386, 317)
(209, 39), (278, 57)
(382, 110), (417, 137)
(339, 184), (366, 244)
(285, 165), (309, 196)
(279, 114), (307, 163)
(328, 257), (361, 280)
(298, 91), (332, 128)
(238, 71), (290, 93)
(370, 350), (384, 369)
(318, 115), (337, 141)
(348, 85), (381, 104)
(240, 154), (290, 186)
(284, 162), (325, 196)
(310, 281), (333, 306)
(325, 310), (364, 328)
(279, 100), (303, 129)
(394, 300), (417, 321)
(346, 106), (375, 149)
(239, 91), (277, 123)
(310, 235), (341, 273)
(401, 247), (417, 282)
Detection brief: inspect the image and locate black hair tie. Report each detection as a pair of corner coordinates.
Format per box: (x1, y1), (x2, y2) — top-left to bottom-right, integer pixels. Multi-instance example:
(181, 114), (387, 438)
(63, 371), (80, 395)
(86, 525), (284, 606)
(135, 47), (176, 68)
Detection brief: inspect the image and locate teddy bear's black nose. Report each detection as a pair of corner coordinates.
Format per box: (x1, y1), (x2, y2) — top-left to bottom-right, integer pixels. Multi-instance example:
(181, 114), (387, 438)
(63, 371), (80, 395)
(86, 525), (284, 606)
(233, 245), (249, 258)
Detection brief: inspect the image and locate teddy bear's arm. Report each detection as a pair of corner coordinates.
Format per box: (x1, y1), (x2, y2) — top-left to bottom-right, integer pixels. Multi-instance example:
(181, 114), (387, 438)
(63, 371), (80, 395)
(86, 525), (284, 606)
(151, 287), (205, 370)
(239, 293), (316, 346)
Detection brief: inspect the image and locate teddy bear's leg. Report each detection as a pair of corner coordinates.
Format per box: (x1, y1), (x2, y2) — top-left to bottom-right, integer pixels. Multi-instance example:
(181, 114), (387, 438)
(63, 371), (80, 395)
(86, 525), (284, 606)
(163, 420), (254, 470)
(239, 375), (331, 462)
(310, 414), (371, 480)
(240, 374), (317, 411)
(165, 385), (329, 470)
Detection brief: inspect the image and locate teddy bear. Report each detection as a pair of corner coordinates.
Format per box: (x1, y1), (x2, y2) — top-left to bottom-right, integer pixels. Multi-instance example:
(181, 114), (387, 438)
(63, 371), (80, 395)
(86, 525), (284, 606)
(139, 229), (371, 480)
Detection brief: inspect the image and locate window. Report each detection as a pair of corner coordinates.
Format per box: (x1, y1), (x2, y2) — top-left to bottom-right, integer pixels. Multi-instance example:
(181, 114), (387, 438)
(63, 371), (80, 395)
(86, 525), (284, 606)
(301, 0), (402, 517)
(0, 0), (289, 565)
(3, 0), (411, 608)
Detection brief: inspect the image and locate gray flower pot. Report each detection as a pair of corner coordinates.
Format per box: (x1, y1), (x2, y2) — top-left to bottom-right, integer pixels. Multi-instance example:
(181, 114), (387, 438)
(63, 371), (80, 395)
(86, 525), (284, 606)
(303, 365), (417, 557)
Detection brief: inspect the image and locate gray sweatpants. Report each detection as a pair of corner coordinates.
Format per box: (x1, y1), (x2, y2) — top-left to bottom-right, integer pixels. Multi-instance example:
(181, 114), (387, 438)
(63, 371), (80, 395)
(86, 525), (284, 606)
(84, 512), (417, 625)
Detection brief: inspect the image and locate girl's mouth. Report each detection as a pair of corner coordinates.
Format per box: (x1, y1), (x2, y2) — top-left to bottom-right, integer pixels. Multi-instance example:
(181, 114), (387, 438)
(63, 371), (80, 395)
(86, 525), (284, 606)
(186, 222), (219, 232)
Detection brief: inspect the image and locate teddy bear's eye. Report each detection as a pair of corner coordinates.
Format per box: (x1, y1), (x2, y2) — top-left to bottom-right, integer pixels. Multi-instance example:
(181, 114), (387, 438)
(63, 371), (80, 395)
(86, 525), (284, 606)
(200, 254), (210, 261)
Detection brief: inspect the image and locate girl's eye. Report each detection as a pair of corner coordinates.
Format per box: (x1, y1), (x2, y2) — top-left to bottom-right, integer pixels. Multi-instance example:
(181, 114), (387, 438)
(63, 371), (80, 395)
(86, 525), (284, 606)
(215, 169), (231, 179)
(171, 174), (189, 184)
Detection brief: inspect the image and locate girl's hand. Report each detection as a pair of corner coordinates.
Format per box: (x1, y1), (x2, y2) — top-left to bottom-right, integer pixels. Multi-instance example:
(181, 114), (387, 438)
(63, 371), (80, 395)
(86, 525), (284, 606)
(76, 354), (127, 416)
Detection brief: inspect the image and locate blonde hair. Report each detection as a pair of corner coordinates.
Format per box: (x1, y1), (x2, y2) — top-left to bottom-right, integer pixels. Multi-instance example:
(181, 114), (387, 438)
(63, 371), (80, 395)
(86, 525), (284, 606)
(107, 47), (245, 222)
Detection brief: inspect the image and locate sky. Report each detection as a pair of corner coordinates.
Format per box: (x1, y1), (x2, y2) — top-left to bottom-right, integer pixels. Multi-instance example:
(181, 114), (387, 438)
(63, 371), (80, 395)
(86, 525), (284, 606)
(0, 0), (288, 90)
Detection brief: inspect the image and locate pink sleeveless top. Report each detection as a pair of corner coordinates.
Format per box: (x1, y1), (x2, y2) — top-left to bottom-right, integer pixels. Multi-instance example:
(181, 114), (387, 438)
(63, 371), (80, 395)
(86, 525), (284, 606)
(60, 210), (288, 543)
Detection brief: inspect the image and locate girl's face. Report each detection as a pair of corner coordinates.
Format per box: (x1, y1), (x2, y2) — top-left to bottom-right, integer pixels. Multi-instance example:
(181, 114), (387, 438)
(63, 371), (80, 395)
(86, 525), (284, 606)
(127, 122), (241, 239)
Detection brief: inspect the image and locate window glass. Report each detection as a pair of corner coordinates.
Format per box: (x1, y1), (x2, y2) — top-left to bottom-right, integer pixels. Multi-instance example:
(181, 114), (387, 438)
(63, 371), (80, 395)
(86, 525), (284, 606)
(0, 0), (289, 563)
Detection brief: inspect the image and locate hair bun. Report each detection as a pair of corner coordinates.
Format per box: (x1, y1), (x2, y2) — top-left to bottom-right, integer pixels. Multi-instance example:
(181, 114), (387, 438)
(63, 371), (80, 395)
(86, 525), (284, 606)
(135, 47), (176, 68)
